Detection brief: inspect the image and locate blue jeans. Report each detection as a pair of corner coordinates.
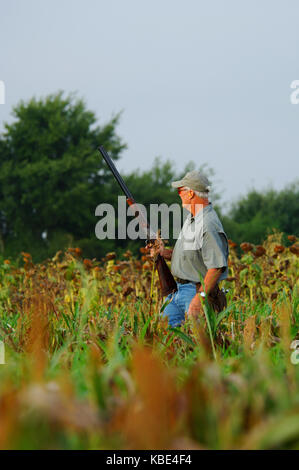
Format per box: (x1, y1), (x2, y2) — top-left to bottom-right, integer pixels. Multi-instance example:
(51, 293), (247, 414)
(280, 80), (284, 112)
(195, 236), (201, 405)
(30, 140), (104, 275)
(161, 282), (197, 327)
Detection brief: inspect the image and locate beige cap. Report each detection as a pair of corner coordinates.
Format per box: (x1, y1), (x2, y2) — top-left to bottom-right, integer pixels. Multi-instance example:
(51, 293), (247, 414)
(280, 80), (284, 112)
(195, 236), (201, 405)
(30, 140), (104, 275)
(171, 170), (211, 192)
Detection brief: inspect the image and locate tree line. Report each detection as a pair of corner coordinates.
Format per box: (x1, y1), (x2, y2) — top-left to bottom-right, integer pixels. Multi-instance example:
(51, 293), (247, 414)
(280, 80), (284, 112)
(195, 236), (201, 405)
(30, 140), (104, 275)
(0, 92), (297, 262)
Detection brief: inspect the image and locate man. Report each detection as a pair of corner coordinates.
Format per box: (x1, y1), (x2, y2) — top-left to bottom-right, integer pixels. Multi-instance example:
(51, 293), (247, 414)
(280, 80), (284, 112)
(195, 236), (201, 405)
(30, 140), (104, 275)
(149, 170), (229, 327)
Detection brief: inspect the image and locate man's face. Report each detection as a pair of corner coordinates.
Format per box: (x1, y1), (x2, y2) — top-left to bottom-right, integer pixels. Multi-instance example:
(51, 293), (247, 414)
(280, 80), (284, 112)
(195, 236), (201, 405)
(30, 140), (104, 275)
(178, 187), (193, 209)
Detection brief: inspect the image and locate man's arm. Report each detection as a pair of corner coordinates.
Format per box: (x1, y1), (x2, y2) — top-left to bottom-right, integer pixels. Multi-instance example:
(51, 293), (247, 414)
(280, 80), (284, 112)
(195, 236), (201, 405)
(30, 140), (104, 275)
(188, 267), (224, 318)
(198, 267), (224, 295)
(188, 229), (228, 317)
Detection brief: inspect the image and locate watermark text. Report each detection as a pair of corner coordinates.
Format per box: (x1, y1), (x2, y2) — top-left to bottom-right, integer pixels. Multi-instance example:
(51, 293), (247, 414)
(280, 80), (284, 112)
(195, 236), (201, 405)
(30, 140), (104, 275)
(0, 340), (5, 364)
(290, 80), (299, 104)
(0, 80), (5, 105)
(95, 197), (204, 248)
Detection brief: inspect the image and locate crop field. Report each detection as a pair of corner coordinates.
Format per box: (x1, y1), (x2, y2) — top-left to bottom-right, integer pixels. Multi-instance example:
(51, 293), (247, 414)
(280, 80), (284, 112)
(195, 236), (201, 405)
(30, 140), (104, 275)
(0, 233), (298, 450)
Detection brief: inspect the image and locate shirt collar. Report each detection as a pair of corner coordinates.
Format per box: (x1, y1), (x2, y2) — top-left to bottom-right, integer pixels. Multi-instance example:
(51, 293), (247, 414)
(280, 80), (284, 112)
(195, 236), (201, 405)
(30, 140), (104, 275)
(190, 202), (212, 223)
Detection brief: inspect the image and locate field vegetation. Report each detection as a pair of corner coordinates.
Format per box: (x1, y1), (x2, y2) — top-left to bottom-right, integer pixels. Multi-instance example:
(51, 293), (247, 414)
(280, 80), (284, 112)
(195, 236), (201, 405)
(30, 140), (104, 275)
(0, 232), (298, 450)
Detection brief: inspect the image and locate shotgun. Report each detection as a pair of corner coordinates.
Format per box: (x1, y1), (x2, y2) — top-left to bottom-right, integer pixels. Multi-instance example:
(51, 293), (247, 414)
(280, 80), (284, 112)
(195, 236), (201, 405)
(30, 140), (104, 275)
(98, 146), (177, 296)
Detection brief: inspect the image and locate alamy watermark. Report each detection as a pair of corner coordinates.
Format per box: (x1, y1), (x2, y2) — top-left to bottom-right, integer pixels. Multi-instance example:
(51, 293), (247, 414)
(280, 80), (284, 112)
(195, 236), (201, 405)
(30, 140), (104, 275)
(0, 80), (5, 105)
(290, 340), (299, 365)
(290, 80), (299, 104)
(0, 340), (5, 364)
(95, 196), (205, 249)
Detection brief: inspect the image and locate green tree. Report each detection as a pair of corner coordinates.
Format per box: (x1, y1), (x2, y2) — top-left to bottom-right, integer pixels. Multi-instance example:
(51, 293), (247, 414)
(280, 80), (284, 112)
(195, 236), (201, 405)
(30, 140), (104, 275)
(0, 92), (125, 260)
(222, 181), (299, 244)
(0, 91), (221, 261)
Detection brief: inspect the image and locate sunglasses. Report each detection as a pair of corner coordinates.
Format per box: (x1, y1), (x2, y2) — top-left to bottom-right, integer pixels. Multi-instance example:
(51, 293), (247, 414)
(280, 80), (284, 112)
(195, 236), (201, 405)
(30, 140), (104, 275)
(178, 187), (188, 194)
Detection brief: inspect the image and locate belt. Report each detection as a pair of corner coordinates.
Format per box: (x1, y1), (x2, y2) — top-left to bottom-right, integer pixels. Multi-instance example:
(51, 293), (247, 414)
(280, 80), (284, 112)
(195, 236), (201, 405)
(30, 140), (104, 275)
(175, 277), (199, 286)
(175, 277), (220, 295)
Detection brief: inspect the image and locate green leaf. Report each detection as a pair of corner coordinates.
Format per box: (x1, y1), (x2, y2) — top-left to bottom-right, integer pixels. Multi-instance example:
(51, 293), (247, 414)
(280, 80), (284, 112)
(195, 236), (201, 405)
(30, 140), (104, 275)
(169, 327), (195, 346)
(140, 317), (151, 341)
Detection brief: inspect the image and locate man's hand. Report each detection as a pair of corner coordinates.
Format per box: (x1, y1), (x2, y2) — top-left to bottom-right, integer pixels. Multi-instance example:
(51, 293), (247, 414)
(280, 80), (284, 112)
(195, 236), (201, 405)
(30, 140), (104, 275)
(146, 238), (165, 258)
(187, 294), (204, 318)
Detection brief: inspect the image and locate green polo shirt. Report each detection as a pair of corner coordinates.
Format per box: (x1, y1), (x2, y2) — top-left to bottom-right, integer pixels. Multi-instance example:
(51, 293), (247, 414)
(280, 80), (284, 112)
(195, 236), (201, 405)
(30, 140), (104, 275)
(171, 203), (229, 283)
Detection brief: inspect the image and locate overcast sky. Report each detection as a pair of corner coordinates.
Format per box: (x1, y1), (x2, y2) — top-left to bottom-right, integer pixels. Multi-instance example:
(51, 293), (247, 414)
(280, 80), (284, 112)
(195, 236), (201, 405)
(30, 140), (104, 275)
(0, 0), (298, 209)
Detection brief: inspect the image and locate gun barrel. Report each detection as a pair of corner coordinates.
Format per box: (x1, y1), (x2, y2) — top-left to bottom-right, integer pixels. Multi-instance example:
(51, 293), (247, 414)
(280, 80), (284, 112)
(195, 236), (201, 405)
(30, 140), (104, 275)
(98, 145), (177, 296)
(98, 146), (155, 240)
(98, 146), (134, 202)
